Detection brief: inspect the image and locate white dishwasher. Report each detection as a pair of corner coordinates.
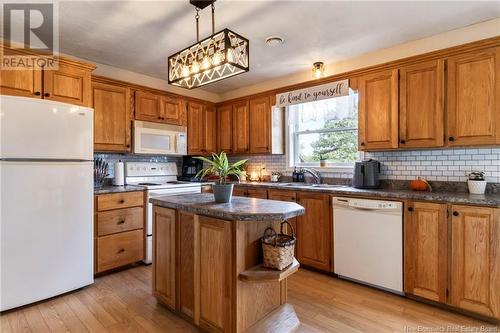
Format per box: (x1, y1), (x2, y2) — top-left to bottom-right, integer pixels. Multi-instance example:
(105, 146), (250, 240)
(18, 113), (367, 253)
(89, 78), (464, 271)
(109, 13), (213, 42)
(332, 197), (403, 294)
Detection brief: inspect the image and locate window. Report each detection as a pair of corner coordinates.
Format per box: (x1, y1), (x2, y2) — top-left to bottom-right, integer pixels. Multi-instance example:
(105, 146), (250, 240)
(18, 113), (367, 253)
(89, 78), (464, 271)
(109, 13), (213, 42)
(287, 92), (359, 170)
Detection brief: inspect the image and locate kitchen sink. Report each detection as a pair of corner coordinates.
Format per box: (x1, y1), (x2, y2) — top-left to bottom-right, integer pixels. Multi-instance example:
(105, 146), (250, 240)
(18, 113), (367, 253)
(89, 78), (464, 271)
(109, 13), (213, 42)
(310, 184), (349, 188)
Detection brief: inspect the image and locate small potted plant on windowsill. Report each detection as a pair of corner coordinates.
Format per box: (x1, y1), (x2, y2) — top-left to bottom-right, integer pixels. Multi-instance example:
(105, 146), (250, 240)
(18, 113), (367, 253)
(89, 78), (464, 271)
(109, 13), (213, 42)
(467, 171), (487, 194)
(195, 152), (247, 203)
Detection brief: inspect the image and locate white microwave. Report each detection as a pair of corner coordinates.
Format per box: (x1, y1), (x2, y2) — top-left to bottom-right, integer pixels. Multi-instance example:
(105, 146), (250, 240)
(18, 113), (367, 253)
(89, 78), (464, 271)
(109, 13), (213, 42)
(133, 121), (187, 156)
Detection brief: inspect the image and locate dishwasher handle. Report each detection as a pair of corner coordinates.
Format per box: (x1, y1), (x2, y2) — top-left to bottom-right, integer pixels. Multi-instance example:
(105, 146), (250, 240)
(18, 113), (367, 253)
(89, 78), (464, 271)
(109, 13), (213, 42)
(332, 197), (402, 212)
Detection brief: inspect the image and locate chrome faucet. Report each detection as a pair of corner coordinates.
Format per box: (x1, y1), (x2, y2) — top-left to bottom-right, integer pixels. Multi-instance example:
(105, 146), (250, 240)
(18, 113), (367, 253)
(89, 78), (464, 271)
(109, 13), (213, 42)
(302, 168), (322, 184)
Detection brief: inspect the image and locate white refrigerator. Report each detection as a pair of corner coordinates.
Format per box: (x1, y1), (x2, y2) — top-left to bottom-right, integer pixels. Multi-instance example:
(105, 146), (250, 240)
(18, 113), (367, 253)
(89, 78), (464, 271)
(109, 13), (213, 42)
(0, 95), (94, 311)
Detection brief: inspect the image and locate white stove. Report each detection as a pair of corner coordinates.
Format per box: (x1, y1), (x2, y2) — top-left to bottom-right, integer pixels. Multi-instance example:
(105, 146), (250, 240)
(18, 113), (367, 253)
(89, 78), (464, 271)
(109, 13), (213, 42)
(125, 162), (201, 263)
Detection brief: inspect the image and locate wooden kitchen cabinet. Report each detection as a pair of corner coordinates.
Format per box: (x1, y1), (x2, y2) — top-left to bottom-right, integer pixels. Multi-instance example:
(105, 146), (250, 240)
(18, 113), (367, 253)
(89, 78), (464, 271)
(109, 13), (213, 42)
(296, 192), (331, 271)
(43, 61), (93, 107)
(399, 60), (445, 148)
(0, 66), (42, 98)
(95, 191), (145, 274)
(233, 187), (268, 199)
(163, 95), (185, 126)
(249, 96), (272, 154)
(187, 101), (216, 155)
(232, 100), (250, 154)
(135, 90), (163, 123)
(217, 104), (233, 154)
(178, 212), (195, 319)
(268, 189), (298, 250)
(450, 205), (500, 319)
(358, 69), (399, 150)
(447, 47), (500, 146)
(153, 206), (177, 310)
(404, 201), (448, 302)
(92, 79), (132, 152)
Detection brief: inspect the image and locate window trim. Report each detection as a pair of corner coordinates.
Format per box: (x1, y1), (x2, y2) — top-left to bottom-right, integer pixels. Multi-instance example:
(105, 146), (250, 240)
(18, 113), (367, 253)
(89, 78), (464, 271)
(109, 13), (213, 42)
(285, 96), (360, 173)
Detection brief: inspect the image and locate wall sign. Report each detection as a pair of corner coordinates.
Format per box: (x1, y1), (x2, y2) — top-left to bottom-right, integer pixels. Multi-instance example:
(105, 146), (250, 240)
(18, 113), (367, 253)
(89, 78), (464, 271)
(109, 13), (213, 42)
(275, 79), (349, 107)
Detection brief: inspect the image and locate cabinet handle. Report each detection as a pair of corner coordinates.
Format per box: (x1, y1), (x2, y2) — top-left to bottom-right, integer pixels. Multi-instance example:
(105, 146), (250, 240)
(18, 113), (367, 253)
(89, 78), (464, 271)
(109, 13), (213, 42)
(408, 207), (413, 212)
(400, 139), (406, 144)
(126, 144), (130, 148)
(119, 199), (125, 204)
(118, 248), (125, 253)
(360, 142), (365, 146)
(118, 220), (125, 224)
(452, 211), (459, 217)
(34, 91), (41, 96)
(448, 137), (455, 142)
(44, 92), (50, 97)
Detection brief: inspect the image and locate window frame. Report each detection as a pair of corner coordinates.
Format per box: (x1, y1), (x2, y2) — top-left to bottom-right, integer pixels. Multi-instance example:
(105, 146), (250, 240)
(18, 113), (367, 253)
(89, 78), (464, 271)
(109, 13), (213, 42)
(286, 95), (361, 173)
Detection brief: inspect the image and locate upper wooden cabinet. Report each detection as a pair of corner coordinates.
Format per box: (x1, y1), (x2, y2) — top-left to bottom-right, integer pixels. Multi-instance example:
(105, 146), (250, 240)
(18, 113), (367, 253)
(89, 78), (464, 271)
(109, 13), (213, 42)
(447, 47), (500, 146)
(249, 96), (272, 154)
(450, 205), (500, 319)
(404, 202), (448, 303)
(135, 90), (163, 123)
(43, 61), (92, 107)
(187, 101), (216, 155)
(92, 79), (132, 152)
(217, 104), (233, 154)
(296, 192), (331, 271)
(0, 67), (42, 98)
(358, 69), (399, 150)
(399, 60), (445, 148)
(232, 100), (251, 154)
(163, 95), (186, 126)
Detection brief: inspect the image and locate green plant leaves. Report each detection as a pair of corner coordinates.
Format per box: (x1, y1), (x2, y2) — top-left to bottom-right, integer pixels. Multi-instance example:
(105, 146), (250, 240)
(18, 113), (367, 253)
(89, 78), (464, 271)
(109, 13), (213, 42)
(194, 151), (247, 184)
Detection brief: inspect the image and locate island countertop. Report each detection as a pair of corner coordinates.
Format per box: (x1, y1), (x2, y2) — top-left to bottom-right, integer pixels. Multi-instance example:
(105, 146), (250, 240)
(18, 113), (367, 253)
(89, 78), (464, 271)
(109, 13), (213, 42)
(149, 193), (305, 221)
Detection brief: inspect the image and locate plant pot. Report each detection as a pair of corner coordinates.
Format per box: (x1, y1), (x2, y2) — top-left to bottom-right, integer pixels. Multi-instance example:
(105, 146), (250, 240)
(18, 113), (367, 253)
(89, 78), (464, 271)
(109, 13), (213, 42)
(320, 159), (327, 168)
(467, 180), (487, 194)
(213, 183), (234, 203)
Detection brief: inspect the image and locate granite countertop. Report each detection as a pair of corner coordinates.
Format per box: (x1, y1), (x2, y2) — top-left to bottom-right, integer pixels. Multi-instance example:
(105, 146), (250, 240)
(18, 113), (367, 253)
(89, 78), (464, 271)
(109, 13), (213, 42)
(232, 182), (500, 207)
(150, 193), (305, 222)
(94, 185), (145, 195)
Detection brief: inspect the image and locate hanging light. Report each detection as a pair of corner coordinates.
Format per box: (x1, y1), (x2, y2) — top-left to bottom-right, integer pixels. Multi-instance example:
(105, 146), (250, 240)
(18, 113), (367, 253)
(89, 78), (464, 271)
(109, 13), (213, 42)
(168, 0), (249, 89)
(312, 62), (325, 79)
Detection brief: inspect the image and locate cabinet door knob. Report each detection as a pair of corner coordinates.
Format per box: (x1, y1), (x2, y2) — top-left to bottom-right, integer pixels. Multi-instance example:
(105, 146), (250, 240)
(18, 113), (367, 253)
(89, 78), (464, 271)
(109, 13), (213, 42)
(118, 220), (125, 224)
(360, 142), (365, 146)
(452, 211), (459, 216)
(119, 199), (125, 204)
(408, 207), (413, 212)
(126, 144), (130, 148)
(44, 92), (50, 97)
(448, 137), (455, 142)
(400, 139), (406, 144)
(34, 91), (41, 96)
(118, 248), (125, 253)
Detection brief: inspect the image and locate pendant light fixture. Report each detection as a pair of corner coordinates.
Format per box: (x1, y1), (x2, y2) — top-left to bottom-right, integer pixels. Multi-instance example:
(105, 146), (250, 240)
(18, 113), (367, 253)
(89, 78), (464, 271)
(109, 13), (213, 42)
(312, 62), (325, 79)
(168, 0), (249, 89)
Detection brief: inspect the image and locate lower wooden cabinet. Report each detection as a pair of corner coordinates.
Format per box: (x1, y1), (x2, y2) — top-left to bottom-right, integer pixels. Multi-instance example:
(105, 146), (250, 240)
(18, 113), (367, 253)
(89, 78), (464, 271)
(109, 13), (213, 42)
(296, 192), (331, 271)
(233, 186), (268, 199)
(153, 206), (176, 310)
(450, 205), (500, 319)
(268, 189), (298, 253)
(94, 191), (145, 274)
(404, 201), (448, 302)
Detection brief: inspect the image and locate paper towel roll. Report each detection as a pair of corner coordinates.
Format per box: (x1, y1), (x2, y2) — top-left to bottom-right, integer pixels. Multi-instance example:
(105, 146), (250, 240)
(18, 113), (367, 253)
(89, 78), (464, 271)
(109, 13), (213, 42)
(114, 160), (125, 186)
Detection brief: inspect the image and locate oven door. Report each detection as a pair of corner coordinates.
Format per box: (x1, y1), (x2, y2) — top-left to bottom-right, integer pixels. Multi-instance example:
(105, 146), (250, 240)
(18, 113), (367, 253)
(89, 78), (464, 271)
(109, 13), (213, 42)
(134, 126), (176, 155)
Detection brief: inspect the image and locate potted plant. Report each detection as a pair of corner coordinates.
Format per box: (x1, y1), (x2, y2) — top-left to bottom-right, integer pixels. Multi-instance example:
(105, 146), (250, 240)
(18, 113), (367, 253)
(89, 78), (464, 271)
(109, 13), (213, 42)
(466, 171), (487, 194)
(195, 152), (247, 203)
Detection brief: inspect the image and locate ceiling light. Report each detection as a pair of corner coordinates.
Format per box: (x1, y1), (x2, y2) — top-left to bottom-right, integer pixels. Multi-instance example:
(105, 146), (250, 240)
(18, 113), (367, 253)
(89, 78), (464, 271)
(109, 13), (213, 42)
(265, 36), (284, 47)
(168, 0), (249, 89)
(312, 62), (325, 79)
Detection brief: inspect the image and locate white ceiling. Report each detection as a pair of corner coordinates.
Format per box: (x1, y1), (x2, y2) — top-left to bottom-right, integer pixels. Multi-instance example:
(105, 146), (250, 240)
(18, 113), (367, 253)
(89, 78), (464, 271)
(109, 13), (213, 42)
(54, 1), (500, 94)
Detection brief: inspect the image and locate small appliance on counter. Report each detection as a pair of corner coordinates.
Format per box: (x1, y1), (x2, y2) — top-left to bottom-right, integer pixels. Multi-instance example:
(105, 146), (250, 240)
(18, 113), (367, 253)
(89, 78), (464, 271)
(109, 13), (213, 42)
(179, 156), (204, 181)
(352, 159), (381, 189)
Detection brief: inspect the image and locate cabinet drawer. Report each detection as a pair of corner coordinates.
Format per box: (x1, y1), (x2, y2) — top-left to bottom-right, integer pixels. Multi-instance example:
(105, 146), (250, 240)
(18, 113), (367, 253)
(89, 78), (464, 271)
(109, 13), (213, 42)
(97, 229), (144, 273)
(97, 191), (144, 211)
(97, 207), (144, 236)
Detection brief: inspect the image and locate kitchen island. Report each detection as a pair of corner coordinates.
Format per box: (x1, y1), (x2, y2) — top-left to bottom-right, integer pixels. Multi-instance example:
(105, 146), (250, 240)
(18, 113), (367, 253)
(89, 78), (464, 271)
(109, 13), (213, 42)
(150, 193), (305, 333)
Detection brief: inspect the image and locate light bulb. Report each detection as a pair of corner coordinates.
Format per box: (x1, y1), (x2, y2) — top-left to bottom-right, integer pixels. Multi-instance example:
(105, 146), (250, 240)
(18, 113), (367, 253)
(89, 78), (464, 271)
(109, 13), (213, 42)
(312, 62), (325, 79)
(191, 61), (200, 74)
(213, 51), (224, 66)
(226, 49), (234, 63)
(181, 66), (190, 78)
(201, 56), (211, 69)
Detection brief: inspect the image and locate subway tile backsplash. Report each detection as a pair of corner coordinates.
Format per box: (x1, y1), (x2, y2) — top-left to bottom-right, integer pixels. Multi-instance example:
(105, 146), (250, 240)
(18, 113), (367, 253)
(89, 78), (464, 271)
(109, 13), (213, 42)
(230, 147), (500, 183)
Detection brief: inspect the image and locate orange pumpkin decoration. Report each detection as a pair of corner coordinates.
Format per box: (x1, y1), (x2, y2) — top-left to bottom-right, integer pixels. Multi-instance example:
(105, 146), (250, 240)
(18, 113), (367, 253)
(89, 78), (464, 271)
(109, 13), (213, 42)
(409, 177), (432, 192)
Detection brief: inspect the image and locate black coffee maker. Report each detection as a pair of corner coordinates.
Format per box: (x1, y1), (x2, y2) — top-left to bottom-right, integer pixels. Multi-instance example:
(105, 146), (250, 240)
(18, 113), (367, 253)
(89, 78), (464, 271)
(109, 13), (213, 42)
(352, 159), (381, 189)
(179, 156), (204, 181)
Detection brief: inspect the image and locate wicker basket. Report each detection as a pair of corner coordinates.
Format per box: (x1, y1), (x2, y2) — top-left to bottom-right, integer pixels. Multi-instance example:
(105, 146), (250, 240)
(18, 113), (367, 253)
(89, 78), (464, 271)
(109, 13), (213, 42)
(261, 221), (296, 270)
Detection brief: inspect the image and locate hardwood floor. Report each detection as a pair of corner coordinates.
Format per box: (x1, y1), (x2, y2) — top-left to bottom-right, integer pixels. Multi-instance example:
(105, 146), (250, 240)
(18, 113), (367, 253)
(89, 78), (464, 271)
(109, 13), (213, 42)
(1, 265), (497, 333)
